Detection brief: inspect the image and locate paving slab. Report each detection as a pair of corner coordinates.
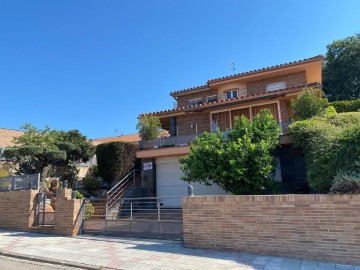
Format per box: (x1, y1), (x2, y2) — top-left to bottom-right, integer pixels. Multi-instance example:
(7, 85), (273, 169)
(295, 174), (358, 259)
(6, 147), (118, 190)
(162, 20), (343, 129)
(0, 230), (358, 270)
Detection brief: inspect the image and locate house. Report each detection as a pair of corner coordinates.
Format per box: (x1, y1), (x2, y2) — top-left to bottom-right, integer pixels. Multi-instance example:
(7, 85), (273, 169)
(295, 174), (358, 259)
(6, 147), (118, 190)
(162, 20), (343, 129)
(136, 56), (323, 204)
(0, 128), (24, 174)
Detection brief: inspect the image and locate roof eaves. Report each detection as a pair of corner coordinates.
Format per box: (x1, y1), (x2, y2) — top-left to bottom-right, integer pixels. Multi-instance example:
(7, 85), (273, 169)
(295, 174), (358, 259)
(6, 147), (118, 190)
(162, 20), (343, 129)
(141, 82), (321, 117)
(207, 55), (323, 84)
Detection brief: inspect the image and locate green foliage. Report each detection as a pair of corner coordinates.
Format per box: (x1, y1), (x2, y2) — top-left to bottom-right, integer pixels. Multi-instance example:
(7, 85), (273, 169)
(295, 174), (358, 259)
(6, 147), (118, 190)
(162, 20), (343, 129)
(330, 99), (360, 112)
(323, 33), (360, 101)
(75, 190), (84, 199)
(325, 106), (337, 115)
(291, 88), (328, 120)
(289, 112), (360, 193)
(3, 124), (94, 186)
(0, 168), (9, 177)
(84, 201), (95, 219)
(136, 115), (162, 141)
(83, 176), (101, 191)
(96, 142), (137, 182)
(179, 109), (280, 195)
(86, 166), (99, 178)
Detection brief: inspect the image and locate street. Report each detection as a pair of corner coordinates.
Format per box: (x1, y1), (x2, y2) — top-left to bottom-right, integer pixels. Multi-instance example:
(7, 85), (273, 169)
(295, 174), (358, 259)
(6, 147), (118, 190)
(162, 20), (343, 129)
(0, 255), (87, 270)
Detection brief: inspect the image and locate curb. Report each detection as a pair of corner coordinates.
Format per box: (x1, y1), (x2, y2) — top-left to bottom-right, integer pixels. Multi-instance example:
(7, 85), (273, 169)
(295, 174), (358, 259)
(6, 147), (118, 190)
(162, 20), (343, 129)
(0, 250), (103, 269)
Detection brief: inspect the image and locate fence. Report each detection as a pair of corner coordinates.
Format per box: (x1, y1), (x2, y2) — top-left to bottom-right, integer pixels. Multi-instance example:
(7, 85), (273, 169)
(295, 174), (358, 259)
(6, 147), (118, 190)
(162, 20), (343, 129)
(0, 173), (40, 192)
(83, 196), (183, 240)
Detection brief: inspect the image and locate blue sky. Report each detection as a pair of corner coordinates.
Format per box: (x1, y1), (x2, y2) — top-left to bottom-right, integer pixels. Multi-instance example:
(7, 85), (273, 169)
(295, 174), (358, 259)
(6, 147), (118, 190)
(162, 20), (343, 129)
(1, 0), (359, 139)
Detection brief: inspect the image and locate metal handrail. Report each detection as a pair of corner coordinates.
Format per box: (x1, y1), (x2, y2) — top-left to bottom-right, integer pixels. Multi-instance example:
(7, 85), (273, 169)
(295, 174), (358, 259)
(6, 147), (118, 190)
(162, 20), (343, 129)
(106, 169), (139, 212)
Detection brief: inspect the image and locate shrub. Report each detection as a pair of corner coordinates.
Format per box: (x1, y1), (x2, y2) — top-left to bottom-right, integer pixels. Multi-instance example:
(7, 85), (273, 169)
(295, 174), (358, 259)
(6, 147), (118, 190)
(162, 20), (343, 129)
(0, 168), (9, 177)
(291, 88), (328, 120)
(136, 115), (162, 141)
(329, 172), (360, 194)
(84, 201), (94, 219)
(96, 142), (137, 182)
(83, 176), (101, 190)
(289, 112), (360, 193)
(325, 106), (337, 115)
(86, 166), (99, 177)
(330, 99), (360, 113)
(179, 109), (280, 195)
(75, 190), (84, 199)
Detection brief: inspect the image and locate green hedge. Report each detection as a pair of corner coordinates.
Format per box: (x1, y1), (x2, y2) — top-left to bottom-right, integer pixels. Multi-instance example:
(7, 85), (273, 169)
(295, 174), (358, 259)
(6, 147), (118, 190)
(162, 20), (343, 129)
(330, 99), (360, 113)
(288, 112), (360, 193)
(95, 142), (137, 182)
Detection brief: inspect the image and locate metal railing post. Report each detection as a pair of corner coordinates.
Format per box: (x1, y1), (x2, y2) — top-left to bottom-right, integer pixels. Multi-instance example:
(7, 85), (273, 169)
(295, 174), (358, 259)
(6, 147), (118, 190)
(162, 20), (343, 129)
(42, 193), (46, 226)
(130, 202), (133, 236)
(11, 176), (15, 191)
(133, 170), (135, 189)
(36, 194), (41, 226)
(157, 198), (160, 238)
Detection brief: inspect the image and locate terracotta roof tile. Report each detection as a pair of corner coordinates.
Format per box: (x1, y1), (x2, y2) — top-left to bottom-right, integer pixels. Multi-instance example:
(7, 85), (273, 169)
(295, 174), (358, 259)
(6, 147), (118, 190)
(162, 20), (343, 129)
(142, 82), (321, 117)
(92, 133), (141, 146)
(170, 55), (323, 96)
(0, 128), (24, 147)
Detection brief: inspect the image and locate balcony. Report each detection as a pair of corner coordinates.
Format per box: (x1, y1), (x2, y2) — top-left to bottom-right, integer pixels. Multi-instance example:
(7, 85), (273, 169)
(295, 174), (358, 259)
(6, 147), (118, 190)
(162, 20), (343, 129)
(140, 134), (198, 150)
(139, 120), (291, 151)
(173, 89), (247, 109)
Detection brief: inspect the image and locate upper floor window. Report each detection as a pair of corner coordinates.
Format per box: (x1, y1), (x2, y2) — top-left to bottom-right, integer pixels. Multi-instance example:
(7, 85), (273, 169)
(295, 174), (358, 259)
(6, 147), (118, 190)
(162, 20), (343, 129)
(226, 89), (238, 99)
(207, 95), (218, 103)
(188, 98), (203, 106)
(266, 82), (287, 92)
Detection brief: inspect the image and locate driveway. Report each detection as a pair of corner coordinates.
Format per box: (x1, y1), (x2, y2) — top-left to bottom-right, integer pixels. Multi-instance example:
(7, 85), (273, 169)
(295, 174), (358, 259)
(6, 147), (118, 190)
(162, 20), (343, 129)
(0, 230), (358, 270)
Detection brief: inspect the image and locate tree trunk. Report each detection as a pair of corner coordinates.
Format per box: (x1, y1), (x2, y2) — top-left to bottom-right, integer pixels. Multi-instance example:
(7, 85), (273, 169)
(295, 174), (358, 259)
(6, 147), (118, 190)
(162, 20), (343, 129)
(40, 165), (51, 192)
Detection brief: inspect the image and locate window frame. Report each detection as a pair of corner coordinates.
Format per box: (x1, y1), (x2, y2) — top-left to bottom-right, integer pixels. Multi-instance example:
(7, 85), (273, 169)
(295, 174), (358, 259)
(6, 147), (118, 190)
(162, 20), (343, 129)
(206, 95), (218, 103)
(226, 89), (238, 99)
(187, 98), (203, 106)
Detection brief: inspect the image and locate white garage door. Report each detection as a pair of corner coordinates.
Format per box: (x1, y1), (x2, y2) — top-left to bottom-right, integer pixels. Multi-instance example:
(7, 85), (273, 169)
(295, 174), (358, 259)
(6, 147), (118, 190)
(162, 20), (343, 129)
(156, 156), (229, 207)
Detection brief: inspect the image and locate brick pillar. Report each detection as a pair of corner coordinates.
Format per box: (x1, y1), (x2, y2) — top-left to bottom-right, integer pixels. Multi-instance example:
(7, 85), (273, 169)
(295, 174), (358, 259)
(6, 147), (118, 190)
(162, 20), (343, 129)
(54, 188), (83, 236)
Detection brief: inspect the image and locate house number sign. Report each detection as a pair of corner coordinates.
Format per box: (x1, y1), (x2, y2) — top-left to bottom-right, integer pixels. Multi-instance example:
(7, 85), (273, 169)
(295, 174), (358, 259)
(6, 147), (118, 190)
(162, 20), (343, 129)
(143, 162), (153, 171)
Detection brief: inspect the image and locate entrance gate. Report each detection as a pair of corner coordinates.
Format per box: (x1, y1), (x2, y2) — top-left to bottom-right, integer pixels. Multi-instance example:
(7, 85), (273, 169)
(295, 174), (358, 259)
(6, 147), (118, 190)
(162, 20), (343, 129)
(82, 197), (183, 240)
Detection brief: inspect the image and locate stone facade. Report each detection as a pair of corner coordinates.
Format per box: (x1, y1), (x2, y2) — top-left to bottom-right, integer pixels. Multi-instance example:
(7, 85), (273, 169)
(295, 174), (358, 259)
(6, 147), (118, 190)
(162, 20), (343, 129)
(183, 194), (360, 265)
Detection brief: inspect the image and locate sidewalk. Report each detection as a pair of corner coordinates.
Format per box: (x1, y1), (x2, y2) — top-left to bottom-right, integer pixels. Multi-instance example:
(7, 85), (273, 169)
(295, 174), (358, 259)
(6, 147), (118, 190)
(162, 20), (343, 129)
(0, 230), (358, 270)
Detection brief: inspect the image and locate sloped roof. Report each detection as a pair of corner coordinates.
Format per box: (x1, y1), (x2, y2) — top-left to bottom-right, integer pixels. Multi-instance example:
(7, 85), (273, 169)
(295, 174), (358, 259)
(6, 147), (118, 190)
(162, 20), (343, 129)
(0, 128), (24, 147)
(170, 55), (323, 97)
(141, 82), (321, 117)
(92, 133), (141, 146)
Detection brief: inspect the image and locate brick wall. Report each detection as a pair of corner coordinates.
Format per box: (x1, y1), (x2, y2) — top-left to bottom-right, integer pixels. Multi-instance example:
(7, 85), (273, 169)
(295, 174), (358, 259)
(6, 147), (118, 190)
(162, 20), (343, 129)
(183, 195), (360, 264)
(0, 190), (37, 230)
(247, 71), (307, 95)
(177, 112), (210, 136)
(0, 189), (83, 236)
(54, 189), (83, 236)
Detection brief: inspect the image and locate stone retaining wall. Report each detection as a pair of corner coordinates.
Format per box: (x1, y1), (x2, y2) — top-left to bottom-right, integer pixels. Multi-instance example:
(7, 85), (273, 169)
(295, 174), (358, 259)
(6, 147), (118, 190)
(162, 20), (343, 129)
(182, 195), (360, 264)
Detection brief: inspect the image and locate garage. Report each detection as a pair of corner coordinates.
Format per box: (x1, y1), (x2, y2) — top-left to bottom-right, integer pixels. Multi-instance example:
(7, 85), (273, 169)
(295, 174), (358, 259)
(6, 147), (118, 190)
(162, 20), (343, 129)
(155, 156), (228, 207)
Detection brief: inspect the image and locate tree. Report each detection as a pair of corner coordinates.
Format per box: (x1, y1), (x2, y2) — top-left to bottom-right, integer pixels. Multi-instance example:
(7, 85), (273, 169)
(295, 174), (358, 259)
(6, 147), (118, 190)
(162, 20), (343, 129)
(3, 124), (94, 188)
(323, 33), (360, 101)
(136, 115), (162, 141)
(95, 141), (137, 182)
(291, 88), (328, 120)
(179, 109), (280, 195)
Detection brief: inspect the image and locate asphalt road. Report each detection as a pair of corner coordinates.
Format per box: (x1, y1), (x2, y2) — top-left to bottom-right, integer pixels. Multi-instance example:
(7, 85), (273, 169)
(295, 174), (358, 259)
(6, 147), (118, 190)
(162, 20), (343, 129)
(0, 255), (86, 270)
